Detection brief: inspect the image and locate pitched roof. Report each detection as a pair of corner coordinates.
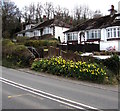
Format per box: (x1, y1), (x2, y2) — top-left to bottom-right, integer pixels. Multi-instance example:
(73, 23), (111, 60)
(16, 28), (34, 34)
(16, 19), (71, 34)
(64, 13), (120, 33)
(33, 19), (71, 30)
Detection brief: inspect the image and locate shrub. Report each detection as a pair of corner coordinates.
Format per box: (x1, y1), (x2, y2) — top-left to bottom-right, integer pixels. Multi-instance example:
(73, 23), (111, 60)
(2, 39), (14, 46)
(2, 39), (15, 57)
(102, 54), (120, 76)
(16, 36), (29, 44)
(2, 39), (35, 67)
(12, 45), (35, 66)
(24, 40), (59, 48)
(2, 31), (10, 39)
(31, 56), (107, 83)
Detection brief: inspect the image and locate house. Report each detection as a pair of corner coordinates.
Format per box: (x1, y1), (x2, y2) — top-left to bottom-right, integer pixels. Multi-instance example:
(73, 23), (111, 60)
(64, 6), (120, 51)
(16, 19), (70, 43)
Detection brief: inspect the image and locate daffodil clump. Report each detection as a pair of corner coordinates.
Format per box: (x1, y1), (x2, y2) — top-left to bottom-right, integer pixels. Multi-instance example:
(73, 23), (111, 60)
(31, 56), (107, 83)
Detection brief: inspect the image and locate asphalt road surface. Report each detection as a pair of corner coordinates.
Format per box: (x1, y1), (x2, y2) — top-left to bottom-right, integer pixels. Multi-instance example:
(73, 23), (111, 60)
(1, 66), (119, 110)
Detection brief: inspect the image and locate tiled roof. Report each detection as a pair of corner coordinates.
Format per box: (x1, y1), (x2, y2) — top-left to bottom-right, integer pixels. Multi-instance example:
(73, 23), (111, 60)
(16, 19), (71, 34)
(33, 19), (71, 29)
(64, 13), (120, 33)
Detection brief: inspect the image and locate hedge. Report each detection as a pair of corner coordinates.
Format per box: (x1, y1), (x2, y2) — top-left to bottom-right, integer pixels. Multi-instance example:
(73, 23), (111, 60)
(24, 40), (59, 48)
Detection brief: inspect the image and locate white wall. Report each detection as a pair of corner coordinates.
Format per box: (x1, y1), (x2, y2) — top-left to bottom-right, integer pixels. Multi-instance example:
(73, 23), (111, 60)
(78, 32), (80, 44)
(17, 34), (23, 37)
(118, 41), (120, 51)
(101, 28), (106, 41)
(100, 41), (118, 51)
(118, 1), (120, 13)
(55, 26), (69, 43)
(33, 30), (41, 36)
(43, 27), (54, 35)
(64, 33), (67, 43)
(49, 27), (54, 35)
(25, 32), (34, 37)
(25, 24), (35, 30)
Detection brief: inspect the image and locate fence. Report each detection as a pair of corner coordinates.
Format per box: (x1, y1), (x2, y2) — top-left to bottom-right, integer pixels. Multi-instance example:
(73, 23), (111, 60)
(48, 46), (95, 62)
(48, 46), (60, 57)
(58, 43), (100, 52)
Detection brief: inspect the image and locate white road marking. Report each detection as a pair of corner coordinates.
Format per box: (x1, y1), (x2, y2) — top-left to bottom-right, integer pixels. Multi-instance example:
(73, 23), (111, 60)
(1, 77), (101, 110)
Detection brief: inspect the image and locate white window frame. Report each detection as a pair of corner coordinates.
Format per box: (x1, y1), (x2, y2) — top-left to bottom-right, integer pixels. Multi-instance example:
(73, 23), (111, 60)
(106, 26), (120, 39)
(118, 28), (120, 37)
(72, 32), (78, 40)
(86, 29), (101, 39)
(67, 33), (72, 40)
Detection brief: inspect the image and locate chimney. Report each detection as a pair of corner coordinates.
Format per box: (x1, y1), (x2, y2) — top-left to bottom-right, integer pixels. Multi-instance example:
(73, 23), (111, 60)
(70, 19), (72, 25)
(108, 5), (117, 16)
(43, 15), (47, 22)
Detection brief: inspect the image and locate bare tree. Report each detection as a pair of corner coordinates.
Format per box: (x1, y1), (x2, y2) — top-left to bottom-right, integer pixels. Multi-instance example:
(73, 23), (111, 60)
(73, 6), (83, 20)
(54, 5), (63, 19)
(22, 3), (36, 23)
(62, 8), (69, 18)
(28, 3), (36, 21)
(93, 10), (103, 18)
(43, 2), (54, 19)
(36, 2), (43, 21)
(82, 5), (89, 20)
(22, 6), (30, 23)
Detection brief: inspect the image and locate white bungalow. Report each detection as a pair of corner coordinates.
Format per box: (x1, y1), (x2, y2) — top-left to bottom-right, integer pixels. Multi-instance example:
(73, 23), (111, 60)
(16, 19), (70, 43)
(64, 12), (120, 51)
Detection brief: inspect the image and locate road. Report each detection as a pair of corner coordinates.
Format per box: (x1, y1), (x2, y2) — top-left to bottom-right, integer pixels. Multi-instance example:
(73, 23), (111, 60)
(1, 66), (119, 110)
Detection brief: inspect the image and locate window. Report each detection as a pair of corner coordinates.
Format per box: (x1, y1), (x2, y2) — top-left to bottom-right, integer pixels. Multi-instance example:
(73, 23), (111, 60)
(107, 29), (110, 38)
(87, 30), (101, 39)
(91, 31), (94, 38)
(114, 28), (116, 37)
(87, 31), (89, 39)
(107, 27), (120, 38)
(67, 34), (70, 40)
(118, 28), (120, 37)
(110, 29), (112, 37)
(95, 31), (97, 38)
(47, 28), (49, 33)
(98, 30), (101, 38)
(73, 33), (78, 40)
(44, 27), (49, 34)
(67, 33), (72, 40)
(34, 31), (38, 36)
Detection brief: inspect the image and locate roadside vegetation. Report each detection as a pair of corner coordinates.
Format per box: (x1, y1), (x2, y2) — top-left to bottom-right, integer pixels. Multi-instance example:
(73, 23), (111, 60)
(2, 39), (120, 85)
(31, 56), (119, 84)
(2, 39), (35, 68)
(31, 56), (107, 83)
(2, 38), (59, 68)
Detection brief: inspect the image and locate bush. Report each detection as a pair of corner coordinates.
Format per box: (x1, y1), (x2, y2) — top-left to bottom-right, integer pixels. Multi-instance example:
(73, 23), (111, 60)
(102, 55), (120, 76)
(48, 38), (58, 41)
(2, 31), (10, 39)
(2, 39), (35, 67)
(24, 40), (59, 48)
(2, 39), (15, 57)
(2, 39), (14, 46)
(16, 36), (29, 44)
(31, 56), (107, 83)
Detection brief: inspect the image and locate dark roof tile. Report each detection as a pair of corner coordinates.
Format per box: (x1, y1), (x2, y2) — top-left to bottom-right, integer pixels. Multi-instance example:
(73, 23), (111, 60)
(64, 13), (120, 33)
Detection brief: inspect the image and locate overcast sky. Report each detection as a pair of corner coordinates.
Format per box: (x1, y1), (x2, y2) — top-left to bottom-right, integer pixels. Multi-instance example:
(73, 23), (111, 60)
(11, 0), (120, 15)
